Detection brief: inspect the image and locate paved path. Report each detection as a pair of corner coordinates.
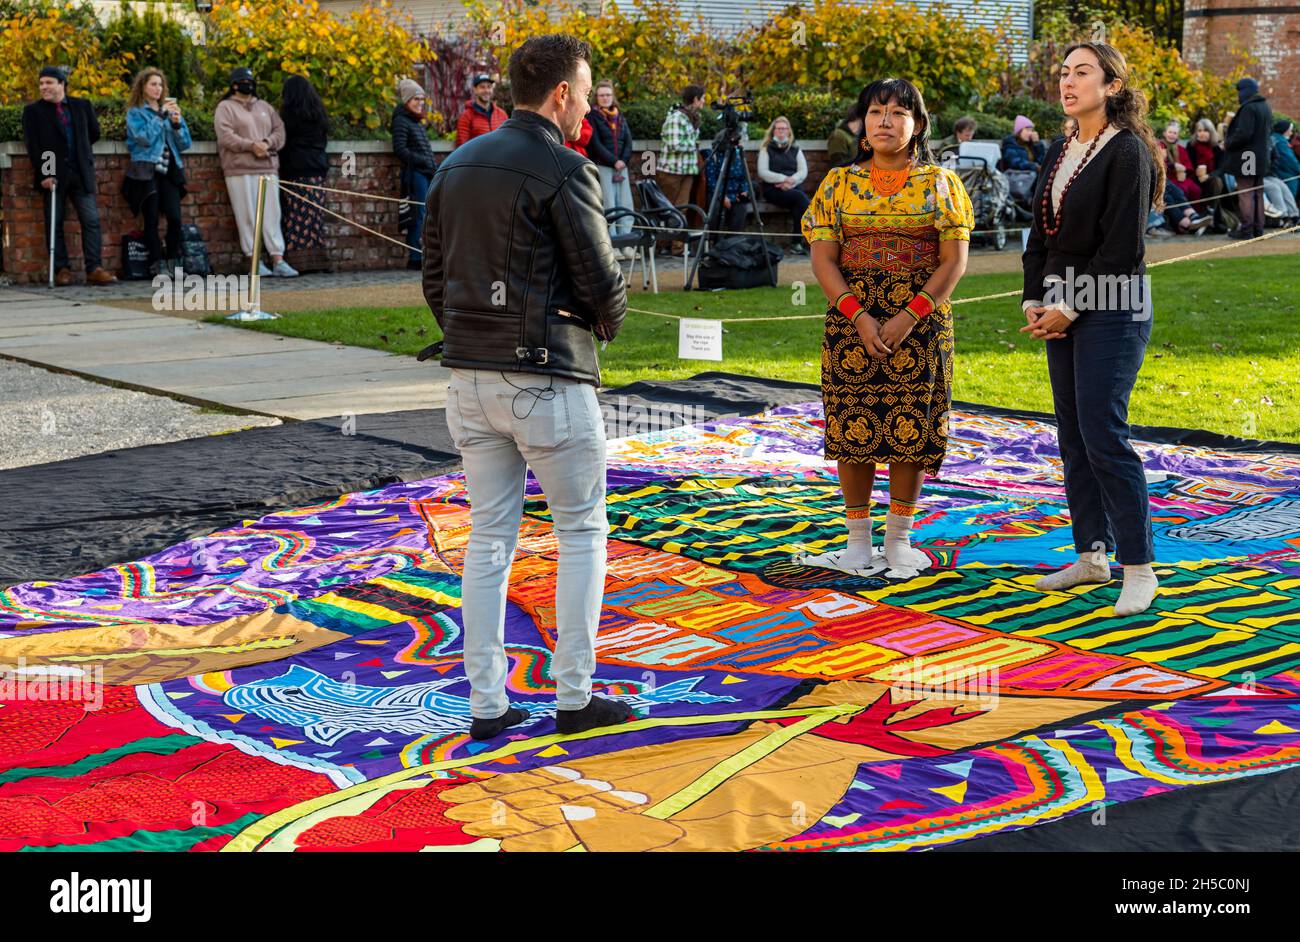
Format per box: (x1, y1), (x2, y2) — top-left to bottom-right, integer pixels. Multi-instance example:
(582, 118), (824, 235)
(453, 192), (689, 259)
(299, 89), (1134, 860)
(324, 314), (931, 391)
(0, 289), (449, 420)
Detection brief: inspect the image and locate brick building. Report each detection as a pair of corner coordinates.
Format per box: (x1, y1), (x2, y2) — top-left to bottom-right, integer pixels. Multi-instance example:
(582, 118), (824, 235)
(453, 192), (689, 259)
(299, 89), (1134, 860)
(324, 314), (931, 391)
(1183, 0), (1300, 119)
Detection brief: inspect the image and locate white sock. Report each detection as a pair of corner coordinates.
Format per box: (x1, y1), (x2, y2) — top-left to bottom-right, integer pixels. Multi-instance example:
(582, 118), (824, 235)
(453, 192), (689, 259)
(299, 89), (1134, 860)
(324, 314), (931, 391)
(794, 502), (878, 572)
(836, 502), (876, 569)
(1115, 563), (1159, 616)
(884, 499), (928, 572)
(1035, 549), (1112, 590)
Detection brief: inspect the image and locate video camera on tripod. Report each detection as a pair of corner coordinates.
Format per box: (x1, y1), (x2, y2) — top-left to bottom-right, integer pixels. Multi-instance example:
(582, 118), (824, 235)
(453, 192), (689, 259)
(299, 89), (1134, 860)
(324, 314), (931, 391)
(711, 94), (755, 132)
(684, 93), (777, 291)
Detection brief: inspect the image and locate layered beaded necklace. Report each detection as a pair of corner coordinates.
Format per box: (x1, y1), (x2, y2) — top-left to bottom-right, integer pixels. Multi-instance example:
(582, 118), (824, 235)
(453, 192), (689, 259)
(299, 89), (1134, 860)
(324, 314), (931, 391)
(868, 157), (912, 197)
(1039, 120), (1109, 236)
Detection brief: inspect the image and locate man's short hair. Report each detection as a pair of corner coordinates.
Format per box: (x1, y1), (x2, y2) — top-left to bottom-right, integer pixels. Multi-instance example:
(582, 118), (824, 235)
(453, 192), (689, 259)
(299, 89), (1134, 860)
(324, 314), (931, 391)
(508, 34), (591, 108)
(954, 116), (977, 135)
(681, 84), (705, 105)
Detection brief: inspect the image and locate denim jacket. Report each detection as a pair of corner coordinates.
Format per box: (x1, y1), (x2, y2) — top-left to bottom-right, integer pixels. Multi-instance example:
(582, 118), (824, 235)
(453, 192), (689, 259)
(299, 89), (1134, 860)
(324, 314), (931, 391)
(126, 105), (193, 168)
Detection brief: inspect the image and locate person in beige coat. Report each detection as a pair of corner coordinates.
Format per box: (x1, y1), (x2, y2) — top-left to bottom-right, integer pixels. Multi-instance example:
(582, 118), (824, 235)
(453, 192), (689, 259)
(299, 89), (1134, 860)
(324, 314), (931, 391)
(214, 67), (297, 277)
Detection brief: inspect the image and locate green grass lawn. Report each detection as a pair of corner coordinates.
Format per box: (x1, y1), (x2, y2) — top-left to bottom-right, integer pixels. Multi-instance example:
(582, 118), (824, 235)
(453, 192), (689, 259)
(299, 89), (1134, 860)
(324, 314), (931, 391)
(215, 254), (1300, 441)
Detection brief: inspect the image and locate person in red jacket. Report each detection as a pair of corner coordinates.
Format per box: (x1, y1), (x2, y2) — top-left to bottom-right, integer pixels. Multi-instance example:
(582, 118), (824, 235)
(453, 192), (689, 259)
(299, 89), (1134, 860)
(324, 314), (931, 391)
(565, 115), (592, 157)
(454, 73), (507, 148)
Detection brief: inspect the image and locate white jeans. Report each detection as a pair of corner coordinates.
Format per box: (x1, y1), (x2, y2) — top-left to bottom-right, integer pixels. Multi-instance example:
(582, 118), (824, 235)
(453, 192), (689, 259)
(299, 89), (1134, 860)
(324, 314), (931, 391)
(445, 368), (608, 718)
(597, 164), (634, 236)
(225, 172), (286, 259)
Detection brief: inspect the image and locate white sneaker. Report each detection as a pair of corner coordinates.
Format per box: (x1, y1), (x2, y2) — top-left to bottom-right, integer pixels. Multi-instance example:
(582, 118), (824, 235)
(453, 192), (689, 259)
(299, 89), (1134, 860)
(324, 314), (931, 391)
(272, 260), (299, 278)
(257, 260), (272, 277)
(622, 247), (638, 260)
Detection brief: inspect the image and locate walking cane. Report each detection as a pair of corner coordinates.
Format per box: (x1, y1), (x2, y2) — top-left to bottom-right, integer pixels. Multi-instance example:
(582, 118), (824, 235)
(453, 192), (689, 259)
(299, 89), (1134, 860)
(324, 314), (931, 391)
(47, 180), (57, 289)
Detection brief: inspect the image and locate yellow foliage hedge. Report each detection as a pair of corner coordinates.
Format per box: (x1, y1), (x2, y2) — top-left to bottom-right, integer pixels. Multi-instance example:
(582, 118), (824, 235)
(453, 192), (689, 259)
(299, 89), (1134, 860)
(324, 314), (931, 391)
(0, 6), (130, 106)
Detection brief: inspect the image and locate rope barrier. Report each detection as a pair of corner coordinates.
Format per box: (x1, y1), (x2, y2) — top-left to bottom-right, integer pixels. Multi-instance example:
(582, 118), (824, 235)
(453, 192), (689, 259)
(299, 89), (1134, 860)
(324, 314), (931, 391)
(279, 177), (422, 207)
(275, 177), (1299, 325)
(281, 186), (420, 254)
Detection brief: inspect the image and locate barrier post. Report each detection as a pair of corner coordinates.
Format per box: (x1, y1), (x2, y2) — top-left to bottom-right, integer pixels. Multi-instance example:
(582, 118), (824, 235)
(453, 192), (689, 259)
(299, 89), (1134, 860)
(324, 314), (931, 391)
(48, 180), (57, 288)
(228, 174), (279, 321)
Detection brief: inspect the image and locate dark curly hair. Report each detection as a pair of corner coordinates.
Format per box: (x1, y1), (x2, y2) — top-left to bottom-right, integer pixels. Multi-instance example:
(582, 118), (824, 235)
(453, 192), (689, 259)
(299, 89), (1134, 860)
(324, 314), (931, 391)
(1060, 41), (1166, 210)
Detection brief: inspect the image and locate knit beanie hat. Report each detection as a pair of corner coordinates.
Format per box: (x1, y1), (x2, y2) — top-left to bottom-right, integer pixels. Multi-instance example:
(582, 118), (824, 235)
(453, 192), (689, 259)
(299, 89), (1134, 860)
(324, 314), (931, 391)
(39, 66), (67, 86)
(398, 79), (426, 104)
(1013, 114), (1034, 136)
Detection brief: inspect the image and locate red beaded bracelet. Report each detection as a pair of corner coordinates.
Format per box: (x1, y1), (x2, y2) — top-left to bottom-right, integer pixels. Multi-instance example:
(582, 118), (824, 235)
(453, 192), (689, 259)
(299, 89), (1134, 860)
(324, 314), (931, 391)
(836, 291), (865, 323)
(905, 291), (936, 320)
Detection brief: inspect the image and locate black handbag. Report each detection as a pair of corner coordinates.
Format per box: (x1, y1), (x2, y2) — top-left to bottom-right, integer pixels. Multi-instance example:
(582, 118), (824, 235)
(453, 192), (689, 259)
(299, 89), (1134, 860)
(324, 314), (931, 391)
(180, 223), (211, 277)
(119, 231), (151, 280)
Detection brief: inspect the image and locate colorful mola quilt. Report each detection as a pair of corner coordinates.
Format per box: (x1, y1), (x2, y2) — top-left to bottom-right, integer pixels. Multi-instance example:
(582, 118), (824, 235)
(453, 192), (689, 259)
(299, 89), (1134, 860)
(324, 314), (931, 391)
(3, 401), (1300, 852)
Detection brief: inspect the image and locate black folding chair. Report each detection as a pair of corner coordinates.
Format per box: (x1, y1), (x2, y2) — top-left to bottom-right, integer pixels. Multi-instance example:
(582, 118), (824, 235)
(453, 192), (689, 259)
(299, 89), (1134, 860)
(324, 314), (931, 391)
(632, 179), (708, 289)
(604, 207), (659, 293)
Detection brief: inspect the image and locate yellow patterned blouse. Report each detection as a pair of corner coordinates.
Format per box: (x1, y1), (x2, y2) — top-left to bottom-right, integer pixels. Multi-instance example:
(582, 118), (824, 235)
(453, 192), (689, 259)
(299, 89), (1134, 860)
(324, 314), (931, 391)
(801, 162), (974, 272)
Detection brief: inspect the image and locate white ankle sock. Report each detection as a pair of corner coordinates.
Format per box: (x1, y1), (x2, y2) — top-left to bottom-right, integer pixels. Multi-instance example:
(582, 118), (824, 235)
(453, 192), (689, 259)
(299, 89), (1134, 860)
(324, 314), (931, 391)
(836, 502), (875, 569)
(1035, 550), (1111, 590)
(883, 498), (928, 571)
(1115, 563), (1159, 616)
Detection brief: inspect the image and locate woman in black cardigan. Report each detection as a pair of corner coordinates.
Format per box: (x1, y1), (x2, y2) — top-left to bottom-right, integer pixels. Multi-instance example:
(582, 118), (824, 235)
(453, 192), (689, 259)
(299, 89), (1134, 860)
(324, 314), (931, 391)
(1020, 41), (1165, 617)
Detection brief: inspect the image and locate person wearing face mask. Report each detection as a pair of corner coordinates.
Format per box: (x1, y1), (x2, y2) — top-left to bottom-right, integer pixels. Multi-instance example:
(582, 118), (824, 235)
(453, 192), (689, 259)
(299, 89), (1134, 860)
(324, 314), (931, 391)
(1020, 42), (1164, 616)
(421, 34), (629, 740)
(214, 67), (296, 277)
(392, 79), (439, 270)
(588, 79), (636, 257)
(757, 116), (810, 255)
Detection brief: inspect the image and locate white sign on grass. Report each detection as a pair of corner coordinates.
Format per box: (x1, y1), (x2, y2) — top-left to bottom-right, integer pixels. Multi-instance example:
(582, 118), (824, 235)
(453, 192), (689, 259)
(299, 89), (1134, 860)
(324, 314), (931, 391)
(678, 318), (723, 361)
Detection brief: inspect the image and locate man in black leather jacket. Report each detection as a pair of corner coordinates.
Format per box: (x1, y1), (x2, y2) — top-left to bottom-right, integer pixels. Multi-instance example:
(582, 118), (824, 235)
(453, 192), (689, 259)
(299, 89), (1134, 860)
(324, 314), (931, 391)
(421, 34), (632, 741)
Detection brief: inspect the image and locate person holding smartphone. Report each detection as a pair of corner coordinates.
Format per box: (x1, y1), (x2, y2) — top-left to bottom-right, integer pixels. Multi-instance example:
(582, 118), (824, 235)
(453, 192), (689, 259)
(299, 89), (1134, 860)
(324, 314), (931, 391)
(124, 68), (192, 275)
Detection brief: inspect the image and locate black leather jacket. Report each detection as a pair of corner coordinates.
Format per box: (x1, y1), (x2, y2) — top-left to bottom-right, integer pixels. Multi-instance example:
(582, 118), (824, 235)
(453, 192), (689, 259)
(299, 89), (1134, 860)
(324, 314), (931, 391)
(421, 108), (627, 385)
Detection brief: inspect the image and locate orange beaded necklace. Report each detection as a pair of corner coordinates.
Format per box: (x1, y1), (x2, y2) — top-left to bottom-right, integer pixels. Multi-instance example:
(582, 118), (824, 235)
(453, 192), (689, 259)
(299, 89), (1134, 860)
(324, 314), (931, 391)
(868, 158), (912, 196)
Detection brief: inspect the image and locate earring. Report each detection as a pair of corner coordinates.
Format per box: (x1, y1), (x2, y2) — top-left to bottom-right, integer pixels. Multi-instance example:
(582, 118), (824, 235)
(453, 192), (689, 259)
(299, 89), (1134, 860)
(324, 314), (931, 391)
(860, 134), (869, 151)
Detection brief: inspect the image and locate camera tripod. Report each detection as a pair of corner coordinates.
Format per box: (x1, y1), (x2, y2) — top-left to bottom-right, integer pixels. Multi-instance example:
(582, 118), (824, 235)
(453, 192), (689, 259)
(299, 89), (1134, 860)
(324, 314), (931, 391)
(684, 120), (776, 291)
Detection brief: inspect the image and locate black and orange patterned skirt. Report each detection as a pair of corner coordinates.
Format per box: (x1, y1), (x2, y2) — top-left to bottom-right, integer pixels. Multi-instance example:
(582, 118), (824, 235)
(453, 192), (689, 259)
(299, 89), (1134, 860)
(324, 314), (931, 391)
(821, 263), (954, 473)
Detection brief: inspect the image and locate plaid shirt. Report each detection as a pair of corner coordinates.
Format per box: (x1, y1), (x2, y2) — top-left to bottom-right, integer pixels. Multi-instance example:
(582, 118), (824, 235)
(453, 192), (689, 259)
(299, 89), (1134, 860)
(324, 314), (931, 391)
(658, 105), (700, 176)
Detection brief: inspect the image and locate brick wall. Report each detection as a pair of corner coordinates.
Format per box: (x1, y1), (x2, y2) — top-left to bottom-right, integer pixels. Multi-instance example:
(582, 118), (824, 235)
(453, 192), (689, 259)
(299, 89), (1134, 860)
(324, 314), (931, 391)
(0, 137), (832, 283)
(1183, 0), (1300, 119)
(0, 141), (410, 282)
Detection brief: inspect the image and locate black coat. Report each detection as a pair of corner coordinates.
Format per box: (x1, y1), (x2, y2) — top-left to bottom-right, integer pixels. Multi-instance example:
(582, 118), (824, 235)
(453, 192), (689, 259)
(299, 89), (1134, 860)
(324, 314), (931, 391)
(21, 96), (99, 191)
(280, 109), (330, 178)
(587, 109), (633, 168)
(422, 109), (627, 385)
(1022, 128), (1157, 315)
(1224, 94), (1274, 178)
(391, 105), (437, 176)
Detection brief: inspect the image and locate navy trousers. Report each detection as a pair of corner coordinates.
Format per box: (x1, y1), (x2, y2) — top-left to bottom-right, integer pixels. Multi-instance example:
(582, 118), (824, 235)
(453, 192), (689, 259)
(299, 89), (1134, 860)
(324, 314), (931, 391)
(1045, 306), (1155, 565)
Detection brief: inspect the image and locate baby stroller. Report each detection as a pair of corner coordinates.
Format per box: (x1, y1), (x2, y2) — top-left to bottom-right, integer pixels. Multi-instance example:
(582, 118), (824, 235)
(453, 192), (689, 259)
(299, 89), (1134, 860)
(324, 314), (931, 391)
(946, 141), (1016, 250)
